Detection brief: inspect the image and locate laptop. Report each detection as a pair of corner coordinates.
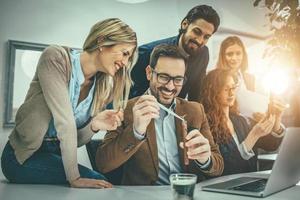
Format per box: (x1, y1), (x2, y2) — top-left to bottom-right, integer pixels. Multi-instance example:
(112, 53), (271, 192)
(202, 127), (300, 197)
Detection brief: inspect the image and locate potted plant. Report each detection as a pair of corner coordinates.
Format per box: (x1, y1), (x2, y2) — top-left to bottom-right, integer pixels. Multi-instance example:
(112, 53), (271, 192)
(253, 0), (300, 126)
(253, 0), (300, 65)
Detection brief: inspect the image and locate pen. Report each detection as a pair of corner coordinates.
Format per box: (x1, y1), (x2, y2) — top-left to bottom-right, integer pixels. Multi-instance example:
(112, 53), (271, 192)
(157, 102), (185, 121)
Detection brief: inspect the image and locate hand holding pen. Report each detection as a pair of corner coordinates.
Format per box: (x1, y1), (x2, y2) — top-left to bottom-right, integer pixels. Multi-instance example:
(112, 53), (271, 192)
(132, 95), (160, 135)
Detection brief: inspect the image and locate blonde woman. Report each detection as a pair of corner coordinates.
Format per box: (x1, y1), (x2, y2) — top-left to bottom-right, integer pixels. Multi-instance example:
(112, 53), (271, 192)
(216, 36), (255, 91)
(1, 18), (138, 188)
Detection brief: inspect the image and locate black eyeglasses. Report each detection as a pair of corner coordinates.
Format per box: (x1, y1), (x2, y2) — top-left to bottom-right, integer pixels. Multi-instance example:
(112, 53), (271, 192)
(151, 69), (186, 86)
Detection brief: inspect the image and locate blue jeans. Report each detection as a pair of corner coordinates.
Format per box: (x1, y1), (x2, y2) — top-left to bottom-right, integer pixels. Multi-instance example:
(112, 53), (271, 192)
(1, 141), (106, 184)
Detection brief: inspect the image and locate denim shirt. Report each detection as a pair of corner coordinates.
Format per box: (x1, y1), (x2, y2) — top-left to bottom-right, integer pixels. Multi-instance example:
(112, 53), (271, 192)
(154, 101), (182, 185)
(45, 49), (96, 137)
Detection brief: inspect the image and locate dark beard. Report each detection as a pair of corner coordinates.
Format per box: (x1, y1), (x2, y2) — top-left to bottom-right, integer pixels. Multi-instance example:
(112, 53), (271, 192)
(182, 37), (203, 56)
(157, 86), (177, 107)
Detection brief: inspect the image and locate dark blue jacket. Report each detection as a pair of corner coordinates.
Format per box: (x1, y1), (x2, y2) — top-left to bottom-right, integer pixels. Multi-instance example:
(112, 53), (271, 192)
(130, 36), (209, 102)
(219, 114), (282, 176)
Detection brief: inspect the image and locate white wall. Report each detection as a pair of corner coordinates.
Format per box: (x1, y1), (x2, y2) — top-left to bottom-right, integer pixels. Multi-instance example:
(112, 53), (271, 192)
(0, 0), (270, 174)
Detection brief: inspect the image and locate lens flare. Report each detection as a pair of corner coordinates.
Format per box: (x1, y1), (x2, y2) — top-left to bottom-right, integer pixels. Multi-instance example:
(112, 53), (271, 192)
(262, 69), (289, 95)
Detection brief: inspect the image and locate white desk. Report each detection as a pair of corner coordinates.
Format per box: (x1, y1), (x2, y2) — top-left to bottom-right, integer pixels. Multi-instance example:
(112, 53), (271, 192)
(0, 171), (299, 200)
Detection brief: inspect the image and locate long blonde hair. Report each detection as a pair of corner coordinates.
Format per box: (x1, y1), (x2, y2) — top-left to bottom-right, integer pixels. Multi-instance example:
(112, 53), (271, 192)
(216, 36), (248, 73)
(83, 18), (138, 115)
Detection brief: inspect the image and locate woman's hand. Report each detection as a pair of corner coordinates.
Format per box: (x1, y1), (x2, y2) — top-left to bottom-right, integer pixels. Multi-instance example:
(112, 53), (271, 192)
(251, 115), (276, 138)
(91, 109), (124, 132)
(268, 98), (286, 133)
(70, 177), (113, 189)
(252, 112), (265, 122)
(244, 115), (276, 151)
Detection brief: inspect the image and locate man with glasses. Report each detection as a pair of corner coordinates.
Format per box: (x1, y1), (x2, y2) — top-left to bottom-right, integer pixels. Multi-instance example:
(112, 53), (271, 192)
(96, 44), (223, 185)
(129, 5), (220, 103)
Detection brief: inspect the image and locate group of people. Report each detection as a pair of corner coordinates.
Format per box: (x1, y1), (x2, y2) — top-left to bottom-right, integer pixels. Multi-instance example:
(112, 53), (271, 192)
(1, 5), (286, 188)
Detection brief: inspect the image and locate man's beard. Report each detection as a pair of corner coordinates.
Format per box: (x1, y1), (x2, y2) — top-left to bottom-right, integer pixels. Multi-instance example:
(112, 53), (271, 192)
(182, 34), (203, 56)
(156, 86), (177, 107)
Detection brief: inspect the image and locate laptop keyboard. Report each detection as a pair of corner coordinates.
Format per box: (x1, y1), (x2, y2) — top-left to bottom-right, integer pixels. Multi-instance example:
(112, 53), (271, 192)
(230, 179), (268, 192)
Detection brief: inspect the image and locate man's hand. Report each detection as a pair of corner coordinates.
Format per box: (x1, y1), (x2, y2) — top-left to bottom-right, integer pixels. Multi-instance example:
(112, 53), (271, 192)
(132, 95), (160, 135)
(180, 130), (211, 164)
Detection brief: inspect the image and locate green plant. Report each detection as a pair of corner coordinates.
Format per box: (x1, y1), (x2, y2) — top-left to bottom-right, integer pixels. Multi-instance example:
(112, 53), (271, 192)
(253, 0), (300, 66)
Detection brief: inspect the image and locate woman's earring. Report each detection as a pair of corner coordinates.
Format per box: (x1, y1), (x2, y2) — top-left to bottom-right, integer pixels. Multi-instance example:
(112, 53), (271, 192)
(99, 48), (103, 52)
